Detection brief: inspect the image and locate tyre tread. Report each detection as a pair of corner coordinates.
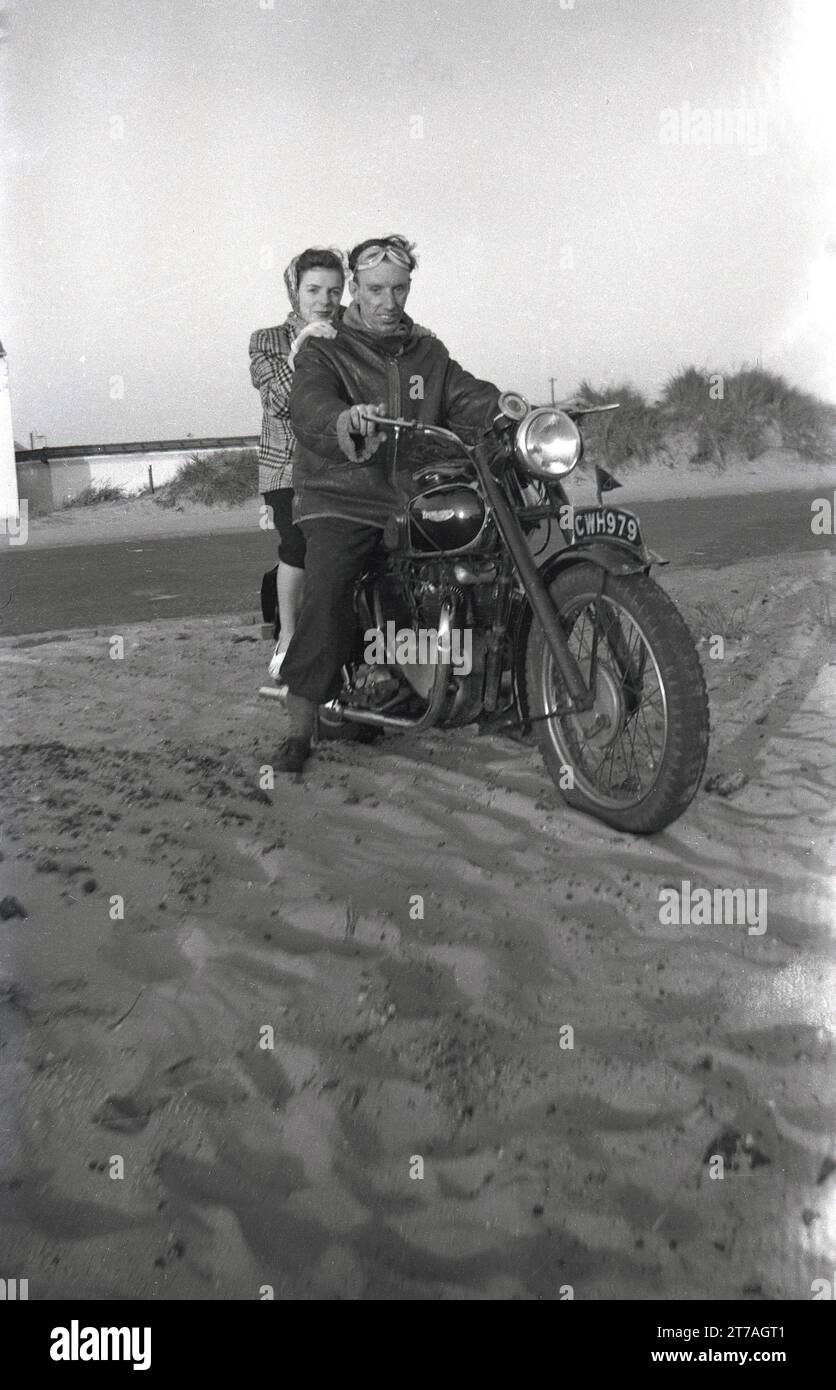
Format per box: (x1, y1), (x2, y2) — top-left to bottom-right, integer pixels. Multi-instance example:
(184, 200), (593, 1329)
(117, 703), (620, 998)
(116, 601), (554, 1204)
(524, 563), (710, 833)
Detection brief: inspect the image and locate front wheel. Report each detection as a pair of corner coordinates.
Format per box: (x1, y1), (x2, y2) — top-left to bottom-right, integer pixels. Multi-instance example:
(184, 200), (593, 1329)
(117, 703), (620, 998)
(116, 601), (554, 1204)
(523, 562), (709, 833)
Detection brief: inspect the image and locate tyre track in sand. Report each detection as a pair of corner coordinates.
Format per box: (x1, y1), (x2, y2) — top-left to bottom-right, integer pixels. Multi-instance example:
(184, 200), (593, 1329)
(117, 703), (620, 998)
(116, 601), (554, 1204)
(0, 549), (833, 1298)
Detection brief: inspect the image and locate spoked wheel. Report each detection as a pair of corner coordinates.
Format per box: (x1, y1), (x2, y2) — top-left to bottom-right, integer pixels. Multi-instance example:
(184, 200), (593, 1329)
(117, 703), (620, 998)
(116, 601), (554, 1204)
(524, 562), (709, 833)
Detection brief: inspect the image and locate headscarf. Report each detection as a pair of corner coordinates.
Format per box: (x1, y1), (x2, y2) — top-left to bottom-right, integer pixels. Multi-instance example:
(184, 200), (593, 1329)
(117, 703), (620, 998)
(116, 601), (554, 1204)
(283, 246), (347, 315)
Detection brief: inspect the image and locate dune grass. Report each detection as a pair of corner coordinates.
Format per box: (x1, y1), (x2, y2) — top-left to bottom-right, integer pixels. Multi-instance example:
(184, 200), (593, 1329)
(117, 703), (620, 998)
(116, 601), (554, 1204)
(61, 482), (127, 508)
(574, 380), (665, 469)
(153, 449), (258, 508)
(658, 366), (834, 462)
(574, 366), (835, 470)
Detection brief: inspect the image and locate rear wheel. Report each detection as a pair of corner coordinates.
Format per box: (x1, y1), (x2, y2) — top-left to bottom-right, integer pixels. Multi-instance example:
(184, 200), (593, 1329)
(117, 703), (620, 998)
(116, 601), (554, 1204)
(524, 562), (709, 833)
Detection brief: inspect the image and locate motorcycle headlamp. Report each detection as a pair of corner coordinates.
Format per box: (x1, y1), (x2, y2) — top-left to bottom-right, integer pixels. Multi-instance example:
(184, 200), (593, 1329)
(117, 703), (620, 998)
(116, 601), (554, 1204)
(514, 408), (582, 480)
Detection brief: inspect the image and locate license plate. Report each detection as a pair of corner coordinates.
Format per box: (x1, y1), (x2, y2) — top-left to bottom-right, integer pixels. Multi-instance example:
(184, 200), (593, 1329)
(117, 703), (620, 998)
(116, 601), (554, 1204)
(572, 506), (643, 548)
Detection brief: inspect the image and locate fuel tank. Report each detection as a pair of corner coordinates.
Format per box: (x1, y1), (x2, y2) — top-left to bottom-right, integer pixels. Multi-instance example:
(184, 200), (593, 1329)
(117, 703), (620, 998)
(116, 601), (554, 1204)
(384, 481), (488, 554)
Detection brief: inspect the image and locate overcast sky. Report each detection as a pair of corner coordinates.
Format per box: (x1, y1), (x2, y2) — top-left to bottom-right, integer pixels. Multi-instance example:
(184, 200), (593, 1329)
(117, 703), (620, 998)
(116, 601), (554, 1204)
(2, 0), (835, 446)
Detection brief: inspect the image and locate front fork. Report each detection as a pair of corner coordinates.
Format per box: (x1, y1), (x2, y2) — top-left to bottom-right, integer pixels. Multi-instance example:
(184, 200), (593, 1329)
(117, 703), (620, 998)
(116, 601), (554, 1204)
(473, 442), (595, 713)
(482, 562), (514, 712)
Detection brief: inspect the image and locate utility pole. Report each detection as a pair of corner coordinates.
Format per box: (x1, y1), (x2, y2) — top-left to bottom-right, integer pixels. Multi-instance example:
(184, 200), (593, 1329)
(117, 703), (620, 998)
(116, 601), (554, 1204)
(0, 341), (20, 526)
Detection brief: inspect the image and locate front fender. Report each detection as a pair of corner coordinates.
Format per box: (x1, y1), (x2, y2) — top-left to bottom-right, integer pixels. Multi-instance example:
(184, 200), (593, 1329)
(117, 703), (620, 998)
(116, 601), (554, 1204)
(509, 540), (651, 723)
(543, 539), (651, 581)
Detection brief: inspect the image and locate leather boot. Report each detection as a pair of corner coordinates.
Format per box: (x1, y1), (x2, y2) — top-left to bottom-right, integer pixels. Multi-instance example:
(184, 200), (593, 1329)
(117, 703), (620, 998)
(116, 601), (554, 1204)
(276, 694), (316, 775)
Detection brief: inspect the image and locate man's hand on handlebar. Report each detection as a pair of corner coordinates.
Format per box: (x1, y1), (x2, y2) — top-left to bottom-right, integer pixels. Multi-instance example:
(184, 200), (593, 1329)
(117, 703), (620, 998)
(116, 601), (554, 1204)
(334, 408), (473, 462)
(336, 402), (387, 463)
(347, 402), (387, 435)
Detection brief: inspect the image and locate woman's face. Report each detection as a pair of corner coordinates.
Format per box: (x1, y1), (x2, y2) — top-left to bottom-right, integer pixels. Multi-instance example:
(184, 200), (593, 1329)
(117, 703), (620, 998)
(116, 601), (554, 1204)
(297, 268), (344, 325)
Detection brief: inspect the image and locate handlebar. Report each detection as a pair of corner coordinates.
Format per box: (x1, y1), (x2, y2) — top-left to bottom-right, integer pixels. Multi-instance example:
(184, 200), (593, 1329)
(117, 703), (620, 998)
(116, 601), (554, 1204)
(369, 414), (419, 431)
(357, 400), (622, 451)
(367, 415), (469, 451)
(368, 402), (620, 432)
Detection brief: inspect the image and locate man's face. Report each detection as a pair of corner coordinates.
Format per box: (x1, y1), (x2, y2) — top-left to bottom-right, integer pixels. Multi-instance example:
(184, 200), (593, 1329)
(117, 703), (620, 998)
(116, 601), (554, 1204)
(297, 268), (344, 325)
(350, 260), (411, 334)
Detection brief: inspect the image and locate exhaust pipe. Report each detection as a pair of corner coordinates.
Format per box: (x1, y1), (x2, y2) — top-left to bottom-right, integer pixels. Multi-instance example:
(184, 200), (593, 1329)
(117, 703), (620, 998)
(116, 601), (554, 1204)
(326, 601), (456, 733)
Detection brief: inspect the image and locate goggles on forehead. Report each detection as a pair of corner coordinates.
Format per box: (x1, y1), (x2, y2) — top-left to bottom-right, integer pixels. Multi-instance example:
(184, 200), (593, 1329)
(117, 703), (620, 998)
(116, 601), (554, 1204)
(352, 240), (415, 273)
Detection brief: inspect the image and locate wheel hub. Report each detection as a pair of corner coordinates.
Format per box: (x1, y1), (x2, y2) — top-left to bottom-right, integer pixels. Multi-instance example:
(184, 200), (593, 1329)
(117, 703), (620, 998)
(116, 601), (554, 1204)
(572, 664), (624, 749)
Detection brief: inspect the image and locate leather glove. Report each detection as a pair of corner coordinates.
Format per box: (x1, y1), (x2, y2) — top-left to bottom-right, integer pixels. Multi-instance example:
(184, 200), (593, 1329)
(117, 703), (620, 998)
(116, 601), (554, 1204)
(336, 403), (387, 462)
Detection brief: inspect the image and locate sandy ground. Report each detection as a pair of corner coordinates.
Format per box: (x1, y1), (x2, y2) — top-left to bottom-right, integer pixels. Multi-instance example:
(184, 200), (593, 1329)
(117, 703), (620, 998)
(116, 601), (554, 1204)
(0, 530), (834, 1299)
(17, 449), (836, 550)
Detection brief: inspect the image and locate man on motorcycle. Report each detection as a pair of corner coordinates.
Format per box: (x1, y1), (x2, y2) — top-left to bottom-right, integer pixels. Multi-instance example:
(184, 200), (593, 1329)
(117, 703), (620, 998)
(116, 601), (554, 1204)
(278, 233), (501, 773)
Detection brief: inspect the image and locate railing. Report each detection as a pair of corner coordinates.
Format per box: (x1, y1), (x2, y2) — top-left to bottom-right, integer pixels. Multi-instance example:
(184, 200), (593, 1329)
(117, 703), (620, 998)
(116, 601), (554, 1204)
(14, 436), (259, 463)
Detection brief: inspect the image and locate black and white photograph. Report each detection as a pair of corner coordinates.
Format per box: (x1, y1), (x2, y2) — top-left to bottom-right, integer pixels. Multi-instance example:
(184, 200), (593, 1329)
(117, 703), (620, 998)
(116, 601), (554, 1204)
(1, 0), (834, 1338)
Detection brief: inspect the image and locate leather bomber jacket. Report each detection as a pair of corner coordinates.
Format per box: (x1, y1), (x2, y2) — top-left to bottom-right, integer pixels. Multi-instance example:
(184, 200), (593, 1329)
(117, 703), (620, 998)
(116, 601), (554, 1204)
(288, 314), (501, 528)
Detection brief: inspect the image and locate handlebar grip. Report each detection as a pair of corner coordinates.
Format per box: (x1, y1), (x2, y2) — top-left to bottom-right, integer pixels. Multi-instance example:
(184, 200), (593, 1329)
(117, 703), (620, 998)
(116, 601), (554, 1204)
(369, 415), (419, 430)
(359, 416), (470, 453)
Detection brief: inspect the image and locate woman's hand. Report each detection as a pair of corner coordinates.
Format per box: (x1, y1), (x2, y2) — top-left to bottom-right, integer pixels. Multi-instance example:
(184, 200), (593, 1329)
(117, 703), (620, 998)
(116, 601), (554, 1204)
(288, 320), (338, 370)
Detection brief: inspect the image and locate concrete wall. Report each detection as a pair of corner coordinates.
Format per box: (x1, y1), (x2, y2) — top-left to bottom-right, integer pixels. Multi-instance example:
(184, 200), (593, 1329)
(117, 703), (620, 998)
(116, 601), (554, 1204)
(17, 447), (253, 508)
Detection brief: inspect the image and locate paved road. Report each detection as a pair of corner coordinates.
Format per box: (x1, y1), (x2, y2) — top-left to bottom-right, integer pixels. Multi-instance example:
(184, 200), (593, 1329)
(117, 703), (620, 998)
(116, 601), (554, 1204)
(0, 489), (830, 636)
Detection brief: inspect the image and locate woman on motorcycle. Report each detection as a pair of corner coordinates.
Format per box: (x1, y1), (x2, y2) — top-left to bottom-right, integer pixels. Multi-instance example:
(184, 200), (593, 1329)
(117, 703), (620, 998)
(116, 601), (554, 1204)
(249, 246), (347, 684)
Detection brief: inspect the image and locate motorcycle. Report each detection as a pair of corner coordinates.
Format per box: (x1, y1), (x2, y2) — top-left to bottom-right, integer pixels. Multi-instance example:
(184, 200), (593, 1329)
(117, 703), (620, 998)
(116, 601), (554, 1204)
(261, 393), (709, 834)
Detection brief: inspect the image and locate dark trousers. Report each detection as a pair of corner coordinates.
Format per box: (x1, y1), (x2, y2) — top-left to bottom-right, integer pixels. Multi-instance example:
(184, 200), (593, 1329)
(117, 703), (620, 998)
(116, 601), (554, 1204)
(262, 488), (306, 568)
(280, 517), (383, 704)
